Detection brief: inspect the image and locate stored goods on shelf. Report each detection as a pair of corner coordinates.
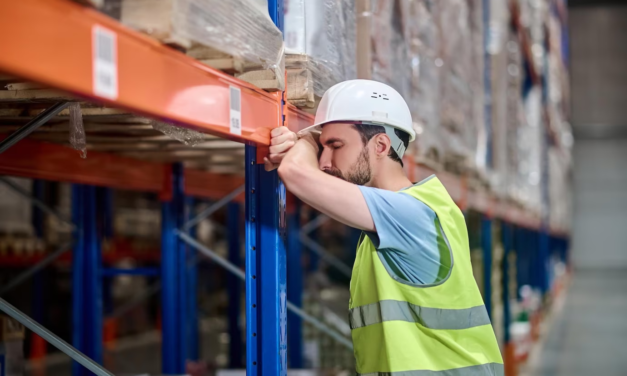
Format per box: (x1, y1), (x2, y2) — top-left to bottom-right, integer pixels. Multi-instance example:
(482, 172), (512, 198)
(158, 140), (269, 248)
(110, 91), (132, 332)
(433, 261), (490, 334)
(284, 0), (356, 107)
(365, 0), (487, 174)
(119, 0), (285, 89)
(435, 0), (485, 173)
(367, 0), (443, 167)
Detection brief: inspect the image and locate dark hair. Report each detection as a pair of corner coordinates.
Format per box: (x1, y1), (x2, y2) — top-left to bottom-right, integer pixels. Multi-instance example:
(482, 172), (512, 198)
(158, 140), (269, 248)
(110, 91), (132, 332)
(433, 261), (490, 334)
(351, 124), (410, 166)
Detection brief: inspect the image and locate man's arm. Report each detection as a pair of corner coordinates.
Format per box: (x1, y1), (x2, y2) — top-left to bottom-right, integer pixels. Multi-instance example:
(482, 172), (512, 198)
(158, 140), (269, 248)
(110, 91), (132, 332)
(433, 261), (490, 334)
(277, 134), (375, 232)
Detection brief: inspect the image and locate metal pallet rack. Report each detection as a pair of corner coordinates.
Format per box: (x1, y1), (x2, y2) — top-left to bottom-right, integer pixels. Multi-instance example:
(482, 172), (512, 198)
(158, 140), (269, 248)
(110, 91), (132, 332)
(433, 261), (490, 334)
(0, 0), (570, 375)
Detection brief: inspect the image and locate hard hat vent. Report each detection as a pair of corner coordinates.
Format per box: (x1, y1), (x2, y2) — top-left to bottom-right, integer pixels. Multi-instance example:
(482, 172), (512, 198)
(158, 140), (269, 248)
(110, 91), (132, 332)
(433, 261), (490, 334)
(370, 92), (390, 100)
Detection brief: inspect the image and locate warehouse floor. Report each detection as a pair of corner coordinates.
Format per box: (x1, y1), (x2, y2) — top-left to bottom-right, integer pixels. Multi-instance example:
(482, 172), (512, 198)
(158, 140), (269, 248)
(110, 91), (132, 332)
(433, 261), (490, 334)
(534, 269), (627, 376)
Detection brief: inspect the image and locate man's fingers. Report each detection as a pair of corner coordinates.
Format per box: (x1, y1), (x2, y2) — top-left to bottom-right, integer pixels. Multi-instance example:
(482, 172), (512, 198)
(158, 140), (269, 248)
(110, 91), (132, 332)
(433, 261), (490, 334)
(270, 126), (291, 138)
(264, 157), (277, 172)
(270, 130), (297, 145)
(267, 153), (284, 164)
(269, 140), (295, 155)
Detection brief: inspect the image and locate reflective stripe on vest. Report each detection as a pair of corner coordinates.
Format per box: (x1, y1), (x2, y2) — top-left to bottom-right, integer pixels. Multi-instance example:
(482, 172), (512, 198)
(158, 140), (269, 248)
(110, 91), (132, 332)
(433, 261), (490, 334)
(358, 363), (504, 376)
(349, 300), (491, 330)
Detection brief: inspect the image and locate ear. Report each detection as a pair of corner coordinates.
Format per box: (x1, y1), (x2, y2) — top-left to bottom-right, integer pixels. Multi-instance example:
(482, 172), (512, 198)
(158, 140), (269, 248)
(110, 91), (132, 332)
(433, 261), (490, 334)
(373, 133), (391, 158)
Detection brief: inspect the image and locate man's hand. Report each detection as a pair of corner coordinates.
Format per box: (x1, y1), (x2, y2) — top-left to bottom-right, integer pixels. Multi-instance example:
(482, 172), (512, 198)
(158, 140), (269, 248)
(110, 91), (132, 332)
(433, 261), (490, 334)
(264, 126), (299, 172)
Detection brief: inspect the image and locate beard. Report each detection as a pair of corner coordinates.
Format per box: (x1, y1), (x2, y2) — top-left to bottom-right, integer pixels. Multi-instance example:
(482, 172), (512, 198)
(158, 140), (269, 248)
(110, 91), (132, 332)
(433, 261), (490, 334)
(324, 147), (372, 186)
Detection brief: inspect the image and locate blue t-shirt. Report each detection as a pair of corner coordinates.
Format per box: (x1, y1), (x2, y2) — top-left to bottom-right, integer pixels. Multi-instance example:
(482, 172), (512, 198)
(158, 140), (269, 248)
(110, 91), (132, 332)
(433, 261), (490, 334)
(358, 182), (452, 285)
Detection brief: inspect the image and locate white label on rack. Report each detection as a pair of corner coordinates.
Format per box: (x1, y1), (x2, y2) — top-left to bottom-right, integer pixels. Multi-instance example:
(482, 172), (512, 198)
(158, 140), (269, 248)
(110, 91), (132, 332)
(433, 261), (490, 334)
(92, 25), (118, 100)
(229, 86), (242, 136)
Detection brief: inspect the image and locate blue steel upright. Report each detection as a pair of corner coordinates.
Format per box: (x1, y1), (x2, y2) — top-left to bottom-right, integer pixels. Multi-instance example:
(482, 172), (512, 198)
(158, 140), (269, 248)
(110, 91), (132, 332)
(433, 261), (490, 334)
(244, 1), (288, 375)
(501, 223), (513, 344)
(245, 146), (288, 376)
(161, 163), (188, 374)
(227, 202), (243, 368)
(481, 216), (493, 319)
(287, 199), (303, 368)
(187, 197), (199, 361)
(71, 185), (103, 376)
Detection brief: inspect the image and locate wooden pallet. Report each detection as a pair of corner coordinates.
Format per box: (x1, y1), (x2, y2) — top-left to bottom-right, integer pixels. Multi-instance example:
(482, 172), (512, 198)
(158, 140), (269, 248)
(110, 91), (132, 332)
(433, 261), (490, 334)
(0, 82), (245, 174)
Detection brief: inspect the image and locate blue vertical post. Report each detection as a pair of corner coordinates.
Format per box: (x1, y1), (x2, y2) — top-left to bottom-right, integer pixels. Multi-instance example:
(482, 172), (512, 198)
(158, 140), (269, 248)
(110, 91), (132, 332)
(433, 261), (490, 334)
(72, 185), (84, 376)
(72, 185), (103, 376)
(308, 210), (320, 273)
(161, 163), (186, 374)
(227, 202), (243, 368)
(287, 198), (303, 369)
(258, 161), (287, 376)
(245, 145), (260, 375)
(538, 230), (549, 294)
(481, 216), (493, 319)
(501, 223), (512, 344)
(245, 1), (287, 375)
(187, 197), (199, 361)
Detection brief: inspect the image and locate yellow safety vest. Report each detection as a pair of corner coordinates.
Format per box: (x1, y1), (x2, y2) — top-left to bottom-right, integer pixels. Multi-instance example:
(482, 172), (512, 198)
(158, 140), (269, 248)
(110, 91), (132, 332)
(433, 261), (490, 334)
(349, 175), (504, 375)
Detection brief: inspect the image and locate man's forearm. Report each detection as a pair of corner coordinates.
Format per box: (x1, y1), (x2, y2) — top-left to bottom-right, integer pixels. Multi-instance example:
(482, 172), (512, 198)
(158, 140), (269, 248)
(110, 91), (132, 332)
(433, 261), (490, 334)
(278, 139), (375, 231)
(278, 138), (321, 198)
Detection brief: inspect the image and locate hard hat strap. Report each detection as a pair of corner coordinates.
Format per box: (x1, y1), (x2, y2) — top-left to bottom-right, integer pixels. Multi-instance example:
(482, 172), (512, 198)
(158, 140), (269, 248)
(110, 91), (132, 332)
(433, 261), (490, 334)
(382, 125), (407, 159)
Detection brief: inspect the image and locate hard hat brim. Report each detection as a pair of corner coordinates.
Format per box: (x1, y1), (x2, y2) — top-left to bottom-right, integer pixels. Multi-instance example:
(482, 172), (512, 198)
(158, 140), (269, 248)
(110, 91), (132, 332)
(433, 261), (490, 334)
(302, 118), (416, 142)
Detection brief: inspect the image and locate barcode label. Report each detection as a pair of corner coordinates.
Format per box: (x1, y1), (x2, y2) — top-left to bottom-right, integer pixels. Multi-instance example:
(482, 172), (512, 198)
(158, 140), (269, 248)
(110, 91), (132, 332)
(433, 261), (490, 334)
(92, 25), (118, 99)
(229, 86), (242, 136)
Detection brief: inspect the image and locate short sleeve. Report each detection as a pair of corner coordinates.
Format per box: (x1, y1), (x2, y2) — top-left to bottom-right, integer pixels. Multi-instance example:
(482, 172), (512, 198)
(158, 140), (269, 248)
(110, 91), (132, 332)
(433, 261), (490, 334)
(357, 186), (452, 285)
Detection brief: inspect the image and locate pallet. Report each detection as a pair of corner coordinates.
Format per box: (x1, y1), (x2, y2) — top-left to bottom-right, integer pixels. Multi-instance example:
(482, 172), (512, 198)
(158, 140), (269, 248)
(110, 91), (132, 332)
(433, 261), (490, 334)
(186, 45), (247, 74)
(0, 82), (245, 174)
(284, 54), (319, 109)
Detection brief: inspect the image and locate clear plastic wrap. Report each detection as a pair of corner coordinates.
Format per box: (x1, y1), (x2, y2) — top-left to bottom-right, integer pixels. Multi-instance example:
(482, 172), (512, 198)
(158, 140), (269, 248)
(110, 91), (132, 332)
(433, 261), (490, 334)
(284, 0), (356, 97)
(434, 0), (479, 168)
(400, 0), (444, 164)
(120, 0), (285, 89)
(488, 0), (512, 196)
(152, 120), (205, 146)
(549, 146), (572, 232)
(370, 0), (411, 99)
(468, 0), (486, 173)
(517, 86), (543, 214)
(505, 35), (525, 205)
(68, 102), (87, 159)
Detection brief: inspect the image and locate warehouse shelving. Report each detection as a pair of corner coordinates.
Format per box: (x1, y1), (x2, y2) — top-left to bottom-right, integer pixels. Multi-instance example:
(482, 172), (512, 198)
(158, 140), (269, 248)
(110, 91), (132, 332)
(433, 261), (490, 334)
(0, 0), (571, 376)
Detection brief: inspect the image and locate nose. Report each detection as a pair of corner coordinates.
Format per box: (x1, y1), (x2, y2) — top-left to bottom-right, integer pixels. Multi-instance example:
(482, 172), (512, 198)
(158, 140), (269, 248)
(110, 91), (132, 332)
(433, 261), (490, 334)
(319, 147), (332, 171)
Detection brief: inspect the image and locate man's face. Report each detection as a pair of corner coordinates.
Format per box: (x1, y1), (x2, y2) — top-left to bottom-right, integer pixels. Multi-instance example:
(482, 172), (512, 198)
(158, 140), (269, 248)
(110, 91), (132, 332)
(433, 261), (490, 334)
(318, 122), (372, 186)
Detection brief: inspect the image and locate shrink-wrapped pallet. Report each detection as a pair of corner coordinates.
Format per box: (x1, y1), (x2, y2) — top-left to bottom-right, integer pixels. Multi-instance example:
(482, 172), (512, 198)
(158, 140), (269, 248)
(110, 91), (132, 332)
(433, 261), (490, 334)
(435, 0), (485, 172)
(504, 36), (525, 205)
(370, 0), (444, 165)
(119, 0), (285, 89)
(489, 0), (514, 197)
(400, 0), (444, 165)
(284, 0), (356, 105)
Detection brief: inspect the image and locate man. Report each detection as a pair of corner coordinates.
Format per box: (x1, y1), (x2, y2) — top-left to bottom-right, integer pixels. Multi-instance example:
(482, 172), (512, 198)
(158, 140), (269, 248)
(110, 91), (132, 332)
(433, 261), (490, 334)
(266, 80), (503, 375)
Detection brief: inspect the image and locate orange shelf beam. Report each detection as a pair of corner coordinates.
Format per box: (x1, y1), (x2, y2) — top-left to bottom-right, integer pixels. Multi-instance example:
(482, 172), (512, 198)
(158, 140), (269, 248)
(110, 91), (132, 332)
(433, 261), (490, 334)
(0, 0), (279, 145)
(0, 136), (166, 193)
(0, 137), (246, 201)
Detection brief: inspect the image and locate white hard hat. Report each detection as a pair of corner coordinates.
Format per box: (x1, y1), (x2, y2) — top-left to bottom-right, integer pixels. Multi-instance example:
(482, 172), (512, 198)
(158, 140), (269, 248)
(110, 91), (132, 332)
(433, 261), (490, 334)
(303, 80), (415, 158)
